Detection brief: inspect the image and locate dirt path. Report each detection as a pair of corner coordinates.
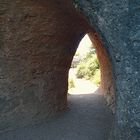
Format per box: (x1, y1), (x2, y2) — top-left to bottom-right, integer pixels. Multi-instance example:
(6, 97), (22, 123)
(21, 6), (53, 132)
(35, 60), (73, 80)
(68, 79), (98, 94)
(68, 68), (99, 95)
(0, 94), (113, 140)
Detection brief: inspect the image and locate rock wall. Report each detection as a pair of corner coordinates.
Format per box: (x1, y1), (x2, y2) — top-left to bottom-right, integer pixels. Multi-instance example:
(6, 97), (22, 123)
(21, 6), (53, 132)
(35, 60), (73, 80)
(89, 32), (115, 113)
(0, 0), (140, 140)
(73, 0), (140, 139)
(0, 0), (88, 132)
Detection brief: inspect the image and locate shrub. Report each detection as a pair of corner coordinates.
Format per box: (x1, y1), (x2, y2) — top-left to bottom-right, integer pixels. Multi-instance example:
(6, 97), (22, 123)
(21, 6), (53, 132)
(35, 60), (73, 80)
(68, 78), (75, 89)
(85, 55), (99, 79)
(92, 69), (101, 85)
(76, 52), (100, 85)
(76, 62), (86, 78)
(76, 54), (99, 78)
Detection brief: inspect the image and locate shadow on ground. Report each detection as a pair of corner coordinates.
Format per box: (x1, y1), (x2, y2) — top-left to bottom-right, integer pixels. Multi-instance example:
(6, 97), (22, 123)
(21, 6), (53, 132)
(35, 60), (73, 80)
(0, 93), (114, 140)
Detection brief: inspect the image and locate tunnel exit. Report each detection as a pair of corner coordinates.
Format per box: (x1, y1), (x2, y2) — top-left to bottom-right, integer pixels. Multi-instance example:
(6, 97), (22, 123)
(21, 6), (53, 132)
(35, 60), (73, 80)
(68, 34), (101, 95)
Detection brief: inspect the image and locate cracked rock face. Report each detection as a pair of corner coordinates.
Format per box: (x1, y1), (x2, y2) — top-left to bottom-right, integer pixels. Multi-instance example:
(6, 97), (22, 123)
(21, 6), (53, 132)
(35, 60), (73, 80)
(0, 0), (140, 140)
(73, 0), (140, 140)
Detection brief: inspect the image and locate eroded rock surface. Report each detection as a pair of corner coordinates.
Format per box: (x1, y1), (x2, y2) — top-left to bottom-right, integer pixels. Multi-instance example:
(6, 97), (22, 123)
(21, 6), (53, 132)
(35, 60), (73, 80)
(0, 0), (88, 132)
(0, 0), (140, 140)
(73, 0), (140, 139)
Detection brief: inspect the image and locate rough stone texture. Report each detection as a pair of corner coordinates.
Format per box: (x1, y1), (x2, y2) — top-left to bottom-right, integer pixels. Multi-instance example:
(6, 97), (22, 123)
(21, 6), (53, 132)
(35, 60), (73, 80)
(89, 32), (115, 113)
(73, 0), (140, 140)
(0, 0), (88, 132)
(0, 0), (140, 140)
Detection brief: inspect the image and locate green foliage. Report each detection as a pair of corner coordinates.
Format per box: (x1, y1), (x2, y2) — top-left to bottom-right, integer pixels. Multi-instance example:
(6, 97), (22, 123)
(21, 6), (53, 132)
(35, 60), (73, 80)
(76, 62), (86, 78)
(91, 69), (101, 85)
(76, 51), (100, 85)
(68, 78), (75, 89)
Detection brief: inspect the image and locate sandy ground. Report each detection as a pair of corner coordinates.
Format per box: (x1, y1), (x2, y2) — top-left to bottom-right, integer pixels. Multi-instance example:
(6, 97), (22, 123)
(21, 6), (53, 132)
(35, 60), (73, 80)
(68, 68), (99, 95)
(68, 79), (98, 95)
(0, 94), (113, 140)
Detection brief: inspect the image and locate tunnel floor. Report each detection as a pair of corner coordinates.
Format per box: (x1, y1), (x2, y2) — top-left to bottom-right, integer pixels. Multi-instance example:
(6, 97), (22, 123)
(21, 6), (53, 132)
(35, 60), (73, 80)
(0, 93), (113, 140)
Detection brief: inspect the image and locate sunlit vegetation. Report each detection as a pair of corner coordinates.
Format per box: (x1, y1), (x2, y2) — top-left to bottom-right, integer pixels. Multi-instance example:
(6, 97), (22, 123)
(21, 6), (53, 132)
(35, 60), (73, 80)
(76, 48), (101, 86)
(69, 35), (101, 93)
(68, 78), (75, 89)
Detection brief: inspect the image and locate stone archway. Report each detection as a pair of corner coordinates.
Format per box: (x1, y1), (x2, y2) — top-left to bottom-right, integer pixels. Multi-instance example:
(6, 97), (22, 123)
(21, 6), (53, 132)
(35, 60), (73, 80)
(73, 1), (140, 140)
(88, 32), (115, 112)
(0, 1), (139, 140)
(0, 0), (90, 132)
(68, 31), (115, 112)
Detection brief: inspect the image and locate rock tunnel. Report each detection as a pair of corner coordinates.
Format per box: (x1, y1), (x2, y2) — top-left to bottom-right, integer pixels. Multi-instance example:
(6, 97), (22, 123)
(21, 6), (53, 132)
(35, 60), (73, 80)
(0, 0), (140, 140)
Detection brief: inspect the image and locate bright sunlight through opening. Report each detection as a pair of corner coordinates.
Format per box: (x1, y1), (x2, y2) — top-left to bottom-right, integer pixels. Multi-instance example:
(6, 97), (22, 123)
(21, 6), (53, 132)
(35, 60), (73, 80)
(68, 34), (101, 95)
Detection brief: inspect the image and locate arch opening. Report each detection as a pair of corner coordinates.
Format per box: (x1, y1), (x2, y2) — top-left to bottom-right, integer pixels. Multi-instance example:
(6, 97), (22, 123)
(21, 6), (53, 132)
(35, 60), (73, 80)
(68, 34), (101, 95)
(68, 32), (115, 113)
